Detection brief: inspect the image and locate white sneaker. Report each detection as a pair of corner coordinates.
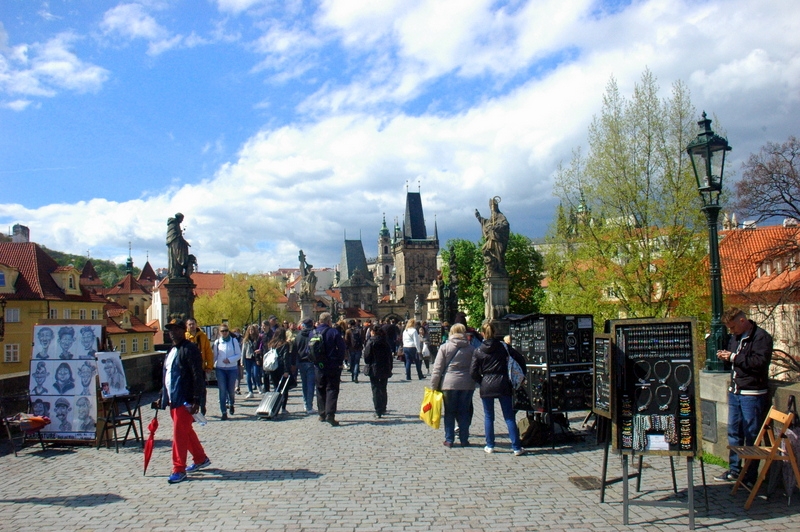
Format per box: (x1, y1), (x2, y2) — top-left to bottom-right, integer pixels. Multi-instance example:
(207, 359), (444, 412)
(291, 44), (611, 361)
(513, 449), (526, 456)
(245, 392), (254, 399)
(305, 409), (314, 415)
(484, 446), (494, 454)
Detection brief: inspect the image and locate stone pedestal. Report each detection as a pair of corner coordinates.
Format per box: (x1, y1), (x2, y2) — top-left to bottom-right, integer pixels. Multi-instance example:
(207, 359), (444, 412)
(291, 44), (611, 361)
(166, 277), (195, 321)
(484, 275), (510, 337)
(300, 298), (315, 322)
(699, 372), (730, 460)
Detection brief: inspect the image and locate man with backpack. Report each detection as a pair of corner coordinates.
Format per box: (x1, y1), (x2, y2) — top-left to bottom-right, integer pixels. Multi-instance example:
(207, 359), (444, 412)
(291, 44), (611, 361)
(292, 318), (317, 415)
(313, 312), (347, 426)
(345, 319), (364, 383)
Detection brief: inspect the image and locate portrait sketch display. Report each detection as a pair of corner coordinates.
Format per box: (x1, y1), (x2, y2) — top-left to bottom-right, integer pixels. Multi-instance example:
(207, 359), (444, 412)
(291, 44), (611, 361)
(97, 352), (128, 397)
(32, 324), (102, 360)
(29, 358), (98, 441)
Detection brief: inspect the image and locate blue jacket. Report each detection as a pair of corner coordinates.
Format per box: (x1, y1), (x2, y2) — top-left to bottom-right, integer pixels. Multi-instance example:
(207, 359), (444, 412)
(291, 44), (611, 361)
(160, 339), (206, 408)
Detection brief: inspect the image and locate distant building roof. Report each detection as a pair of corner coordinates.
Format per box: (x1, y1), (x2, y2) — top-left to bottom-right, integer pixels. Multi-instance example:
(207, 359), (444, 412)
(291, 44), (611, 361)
(339, 239), (371, 284)
(404, 192), (428, 239)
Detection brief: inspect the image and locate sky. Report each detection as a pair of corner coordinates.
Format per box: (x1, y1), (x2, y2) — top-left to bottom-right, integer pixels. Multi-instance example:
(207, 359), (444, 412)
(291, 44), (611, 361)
(1, 0), (799, 274)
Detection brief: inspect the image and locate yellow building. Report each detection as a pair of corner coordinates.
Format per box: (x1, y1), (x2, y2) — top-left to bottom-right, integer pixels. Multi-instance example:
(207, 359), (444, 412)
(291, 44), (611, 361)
(0, 242), (107, 390)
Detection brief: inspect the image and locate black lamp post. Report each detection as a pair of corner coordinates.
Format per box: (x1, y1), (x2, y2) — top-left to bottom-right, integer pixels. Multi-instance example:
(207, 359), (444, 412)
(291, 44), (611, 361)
(687, 112), (731, 372)
(247, 285), (256, 326)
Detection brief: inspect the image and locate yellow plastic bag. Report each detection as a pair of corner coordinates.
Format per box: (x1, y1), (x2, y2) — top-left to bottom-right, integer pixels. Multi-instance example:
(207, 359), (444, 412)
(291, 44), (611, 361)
(419, 386), (443, 429)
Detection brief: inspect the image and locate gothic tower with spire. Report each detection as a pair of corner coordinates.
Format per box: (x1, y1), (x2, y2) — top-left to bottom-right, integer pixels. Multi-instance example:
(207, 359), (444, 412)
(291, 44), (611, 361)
(392, 191), (439, 319)
(376, 214), (394, 299)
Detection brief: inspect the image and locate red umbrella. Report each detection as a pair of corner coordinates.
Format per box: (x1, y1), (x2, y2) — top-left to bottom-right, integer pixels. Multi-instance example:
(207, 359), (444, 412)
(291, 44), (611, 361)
(143, 410), (158, 476)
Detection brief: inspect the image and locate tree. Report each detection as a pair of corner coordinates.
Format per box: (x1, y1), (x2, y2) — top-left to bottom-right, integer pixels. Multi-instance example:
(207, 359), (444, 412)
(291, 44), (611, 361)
(545, 70), (710, 328)
(193, 273), (282, 329)
(734, 136), (800, 222)
(442, 234), (545, 328)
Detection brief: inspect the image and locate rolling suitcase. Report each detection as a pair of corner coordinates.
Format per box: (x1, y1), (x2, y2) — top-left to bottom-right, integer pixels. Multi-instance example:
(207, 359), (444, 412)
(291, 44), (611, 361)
(255, 375), (289, 419)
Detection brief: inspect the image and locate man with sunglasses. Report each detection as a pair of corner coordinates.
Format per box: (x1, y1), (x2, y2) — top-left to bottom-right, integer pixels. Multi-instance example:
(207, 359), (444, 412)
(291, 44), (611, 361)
(213, 324), (241, 420)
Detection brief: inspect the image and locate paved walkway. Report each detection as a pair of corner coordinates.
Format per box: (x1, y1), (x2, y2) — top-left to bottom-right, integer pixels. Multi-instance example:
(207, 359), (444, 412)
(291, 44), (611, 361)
(1, 361), (799, 531)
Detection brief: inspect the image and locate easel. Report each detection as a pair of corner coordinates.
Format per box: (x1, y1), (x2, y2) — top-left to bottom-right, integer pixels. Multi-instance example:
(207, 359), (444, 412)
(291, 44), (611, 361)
(599, 416), (709, 528)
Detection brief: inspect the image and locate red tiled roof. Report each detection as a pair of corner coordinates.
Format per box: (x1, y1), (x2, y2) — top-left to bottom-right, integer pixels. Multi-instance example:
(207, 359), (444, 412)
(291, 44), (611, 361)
(156, 272), (226, 298)
(104, 301), (158, 334)
(138, 261), (158, 283)
(342, 307), (376, 319)
(0, 242), (100, 302)
(80, 260), (104, 288)
(719, 226), (800, 296)
(106, 273), (149, 295)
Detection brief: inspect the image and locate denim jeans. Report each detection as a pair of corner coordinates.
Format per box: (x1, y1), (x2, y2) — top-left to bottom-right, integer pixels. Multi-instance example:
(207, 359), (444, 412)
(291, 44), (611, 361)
(215, 367), (238, 414)
(482, 394), (521, 451)
(297, 362), (316, 411)
(727, 392), (768, 478)
(243, 357), (260, 393)
(404, 347), (424, 380)
(443, 389), (474, 445)
(349, 350), (362, 381)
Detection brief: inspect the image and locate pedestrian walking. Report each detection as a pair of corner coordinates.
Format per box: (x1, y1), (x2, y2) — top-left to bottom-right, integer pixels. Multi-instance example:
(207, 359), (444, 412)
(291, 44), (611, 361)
(292, 318), (316, 414)
(431, 323), (476, 448)
(185, 318), (212, 415)
(241, 325), (262, 398)
(315, 312), (347, 426)
(345, 319), (364, 382)
(402, 318), (425, 380)
(471, 322), (526, 456)
(267, 327), (295, 414)
(158, 319), (211, 484)
(213, 324), (241, 420)
(363, 324), (393, 417)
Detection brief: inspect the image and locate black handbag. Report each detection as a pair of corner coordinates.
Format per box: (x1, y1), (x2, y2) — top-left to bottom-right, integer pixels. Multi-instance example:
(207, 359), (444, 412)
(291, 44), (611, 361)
(362, 363), (373, 377)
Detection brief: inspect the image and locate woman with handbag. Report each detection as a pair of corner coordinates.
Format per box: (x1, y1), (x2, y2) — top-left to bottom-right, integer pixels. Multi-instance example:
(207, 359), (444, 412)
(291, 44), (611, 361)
(266, 327), (295, 414)
(363, 324), (393, 418)
(470, 322), (527, 456)
(402, 318), (425, 381)
(430, 323), (476, 447)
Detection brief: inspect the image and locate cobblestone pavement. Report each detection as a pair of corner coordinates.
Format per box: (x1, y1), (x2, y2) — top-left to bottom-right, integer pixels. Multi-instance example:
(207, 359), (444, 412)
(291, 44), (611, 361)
(1, 361), (799, 531)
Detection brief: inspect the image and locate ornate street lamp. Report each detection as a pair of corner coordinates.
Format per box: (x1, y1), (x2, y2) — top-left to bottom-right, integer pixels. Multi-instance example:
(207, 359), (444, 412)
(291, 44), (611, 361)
(247, 285), (256, 326)
(687, 112), (731, 372)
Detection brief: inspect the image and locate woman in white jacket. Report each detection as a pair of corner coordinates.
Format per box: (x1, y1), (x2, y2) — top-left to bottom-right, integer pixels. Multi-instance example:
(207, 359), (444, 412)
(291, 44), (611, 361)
(402, 318), (425, 380)
(213, 324), (241, 420)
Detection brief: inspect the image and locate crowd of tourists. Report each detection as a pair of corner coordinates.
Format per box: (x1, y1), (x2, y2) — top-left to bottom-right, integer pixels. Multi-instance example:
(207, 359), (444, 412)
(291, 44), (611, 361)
(159, 311), (528, 483)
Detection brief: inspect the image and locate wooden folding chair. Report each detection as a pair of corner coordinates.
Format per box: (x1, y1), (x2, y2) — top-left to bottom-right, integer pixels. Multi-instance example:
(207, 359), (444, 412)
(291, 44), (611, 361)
(729, 406), (800, 509)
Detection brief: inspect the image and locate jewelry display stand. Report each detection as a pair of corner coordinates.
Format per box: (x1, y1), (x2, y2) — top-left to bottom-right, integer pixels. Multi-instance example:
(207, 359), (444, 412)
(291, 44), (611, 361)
(598, 317), (708, 529)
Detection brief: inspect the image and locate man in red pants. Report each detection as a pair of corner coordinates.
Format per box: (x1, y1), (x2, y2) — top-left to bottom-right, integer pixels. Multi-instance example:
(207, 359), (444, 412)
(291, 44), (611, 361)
(159, 319), (211, 484)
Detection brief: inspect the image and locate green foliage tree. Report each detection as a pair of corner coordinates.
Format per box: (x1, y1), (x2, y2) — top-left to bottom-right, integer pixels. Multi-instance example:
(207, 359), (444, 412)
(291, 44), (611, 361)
(442, 234), (545, 328)
(45, 247), (138, 288)
(193, 273), (283, 329)
(544, 70), (710, 329)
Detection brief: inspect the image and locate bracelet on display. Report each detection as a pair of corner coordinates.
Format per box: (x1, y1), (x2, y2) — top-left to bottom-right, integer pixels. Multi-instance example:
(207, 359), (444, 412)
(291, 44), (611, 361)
(634, 360), (651, 384)
(654, 360), (671, 383)
(656, 384), (673, 411)
(674, 364), (692, 391)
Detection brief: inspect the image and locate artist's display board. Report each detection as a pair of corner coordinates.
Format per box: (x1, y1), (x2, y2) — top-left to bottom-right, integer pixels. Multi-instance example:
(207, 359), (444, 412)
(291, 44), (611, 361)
(592, 334), (612, 419)
(608, 318), (700, 456)
(29, 358), (98, 441)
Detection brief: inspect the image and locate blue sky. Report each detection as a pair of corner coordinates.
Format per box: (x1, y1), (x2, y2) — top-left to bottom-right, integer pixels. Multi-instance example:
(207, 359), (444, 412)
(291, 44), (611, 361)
(1, 0), (799, 273)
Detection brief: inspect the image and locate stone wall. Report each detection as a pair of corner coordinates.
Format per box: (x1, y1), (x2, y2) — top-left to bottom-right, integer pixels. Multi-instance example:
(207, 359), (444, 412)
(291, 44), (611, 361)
(700, 372), (800, 460)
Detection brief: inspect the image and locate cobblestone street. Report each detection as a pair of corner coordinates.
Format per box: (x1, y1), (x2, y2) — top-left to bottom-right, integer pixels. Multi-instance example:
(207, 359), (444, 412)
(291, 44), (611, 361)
(1, 362), (799, 531)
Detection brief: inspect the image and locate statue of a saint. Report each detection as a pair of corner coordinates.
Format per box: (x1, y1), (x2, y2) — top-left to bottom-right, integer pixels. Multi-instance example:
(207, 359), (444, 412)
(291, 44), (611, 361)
(414, 294), (421, 315)
(167, 213), (191, 278)
(298, 250), (316, 298)
(475, 196), (510, 277)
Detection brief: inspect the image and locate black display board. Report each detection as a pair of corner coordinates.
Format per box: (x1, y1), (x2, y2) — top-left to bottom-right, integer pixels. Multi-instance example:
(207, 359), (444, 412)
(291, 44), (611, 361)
(609, 318), (700, 456)
(427, 321), (442, 353)
(592, 334), (612, 419)
(509, 314), (593, 413)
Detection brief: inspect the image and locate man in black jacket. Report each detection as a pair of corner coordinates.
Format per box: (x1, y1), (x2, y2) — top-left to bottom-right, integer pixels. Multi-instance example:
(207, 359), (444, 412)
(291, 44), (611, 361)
(314, 312), (347, 426)
(714, 307), (772, 484)
(158, 319), (210, 484)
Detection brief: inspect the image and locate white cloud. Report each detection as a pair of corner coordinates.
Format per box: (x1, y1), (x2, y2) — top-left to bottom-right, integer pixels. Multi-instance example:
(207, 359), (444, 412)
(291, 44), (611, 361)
(101, 3), (169, 41)
(214, 0), (269, 15)
(0, 28), (109, 98)
(2, 99), (33, 111)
